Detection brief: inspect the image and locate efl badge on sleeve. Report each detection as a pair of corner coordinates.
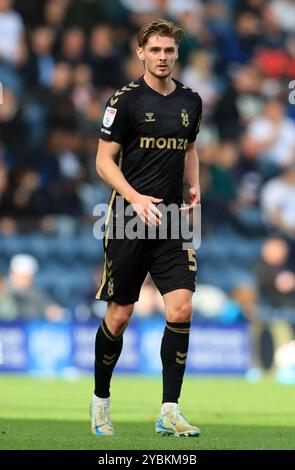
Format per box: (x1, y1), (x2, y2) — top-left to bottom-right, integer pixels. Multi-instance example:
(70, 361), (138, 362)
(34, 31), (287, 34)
(103, 106), (117, 128)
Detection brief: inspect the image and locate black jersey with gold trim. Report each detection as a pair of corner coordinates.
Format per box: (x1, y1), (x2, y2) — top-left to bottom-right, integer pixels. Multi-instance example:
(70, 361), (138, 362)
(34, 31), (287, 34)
(99, 76), (202, 206)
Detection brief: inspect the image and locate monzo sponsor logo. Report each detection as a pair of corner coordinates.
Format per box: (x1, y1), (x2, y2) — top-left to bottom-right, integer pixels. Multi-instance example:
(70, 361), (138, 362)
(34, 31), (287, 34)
(140, 136), (188, 150)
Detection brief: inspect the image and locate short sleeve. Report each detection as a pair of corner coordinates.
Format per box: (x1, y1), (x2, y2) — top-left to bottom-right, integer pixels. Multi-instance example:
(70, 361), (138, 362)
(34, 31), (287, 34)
(99, 94), (131, 144)
(188, 97), (203, 143)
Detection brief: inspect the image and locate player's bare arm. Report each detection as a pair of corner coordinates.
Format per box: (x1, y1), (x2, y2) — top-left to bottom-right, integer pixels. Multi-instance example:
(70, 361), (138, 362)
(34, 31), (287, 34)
(180, 142), (201, 211)
(96, 139), (163, 226)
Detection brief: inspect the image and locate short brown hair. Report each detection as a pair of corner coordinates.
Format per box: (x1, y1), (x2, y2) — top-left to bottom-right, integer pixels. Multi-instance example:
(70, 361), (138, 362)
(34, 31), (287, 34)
(137, 19), (184, 48)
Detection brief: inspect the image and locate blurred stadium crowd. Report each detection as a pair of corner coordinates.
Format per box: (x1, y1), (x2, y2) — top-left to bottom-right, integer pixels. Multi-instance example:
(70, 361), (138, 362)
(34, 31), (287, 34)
(0, 0), (294, 323)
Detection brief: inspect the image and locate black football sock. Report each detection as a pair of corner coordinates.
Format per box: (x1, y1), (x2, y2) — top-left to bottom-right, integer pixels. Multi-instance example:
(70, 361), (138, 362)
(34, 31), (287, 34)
(94, 319), (123, 398)
(160, 321), (191, 404)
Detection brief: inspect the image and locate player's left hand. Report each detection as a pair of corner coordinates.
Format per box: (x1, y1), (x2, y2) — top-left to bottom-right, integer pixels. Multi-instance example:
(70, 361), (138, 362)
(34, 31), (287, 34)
(179, 186), (201, 211)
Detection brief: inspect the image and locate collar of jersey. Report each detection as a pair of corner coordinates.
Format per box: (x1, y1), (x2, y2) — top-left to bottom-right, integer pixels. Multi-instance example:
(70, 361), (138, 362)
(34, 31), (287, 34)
(140, 76), (180, 98)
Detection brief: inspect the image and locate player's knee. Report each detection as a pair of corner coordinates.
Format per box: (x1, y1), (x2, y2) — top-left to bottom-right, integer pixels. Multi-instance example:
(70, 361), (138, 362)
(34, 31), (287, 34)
(166, 301), (193, 323)
(113, 312), (130, 331)
(107, 303), (133, 335)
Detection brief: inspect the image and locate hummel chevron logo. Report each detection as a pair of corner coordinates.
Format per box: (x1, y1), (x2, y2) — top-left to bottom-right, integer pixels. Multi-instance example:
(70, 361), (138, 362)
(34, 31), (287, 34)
(103, 359), (115, 366)
(176, 352), (187, 358)
(104, 353), (117, 360)
(176, 351), (187, 365)
(176, 358), (186, 365)
(110, 97), (118, 106)
(106, 259), (113, 269)
(128, 81), (140, 88)
(103, 353), (116, 365)
(110, 82), (139, 106)
(114, 90), (124, 97)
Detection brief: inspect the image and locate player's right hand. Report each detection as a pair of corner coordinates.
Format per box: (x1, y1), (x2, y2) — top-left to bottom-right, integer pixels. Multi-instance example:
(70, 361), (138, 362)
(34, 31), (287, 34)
(130, 194), (163, 226)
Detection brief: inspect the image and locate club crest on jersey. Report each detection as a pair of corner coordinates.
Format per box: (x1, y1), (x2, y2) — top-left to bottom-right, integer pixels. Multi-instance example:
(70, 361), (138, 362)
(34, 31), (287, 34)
(103, 106), (117, 128)
(181, 109), (189, 127)
(145, 112), (156, 122)
(107, 278), (114, 296)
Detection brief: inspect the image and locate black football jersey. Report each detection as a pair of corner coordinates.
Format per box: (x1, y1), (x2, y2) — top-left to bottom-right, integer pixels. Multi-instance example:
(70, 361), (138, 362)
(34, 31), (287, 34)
(99, 76), (202, 206)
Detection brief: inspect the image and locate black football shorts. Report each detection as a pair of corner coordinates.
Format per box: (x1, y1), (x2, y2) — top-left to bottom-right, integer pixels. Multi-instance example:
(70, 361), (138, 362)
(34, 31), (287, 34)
(96, 220), (197, 305)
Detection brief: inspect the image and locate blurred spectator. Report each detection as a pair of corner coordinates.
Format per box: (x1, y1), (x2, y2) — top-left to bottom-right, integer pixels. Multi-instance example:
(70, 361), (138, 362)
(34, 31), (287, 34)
(202, 0), (232, 40)
(71, 63), (95, 115)
(43, 0), (69, 37)
(181, 50), (219, 116)
(2, 254), (66, 321)
(25, 25), (56, 89)
(46, 61), (75, 126)
(0, 86), (28, 161)
(214, 65), (263, 140)
(58, 27), (86, 65)
(270, 0), (295, 33)
(0, 272), (17, 320)
(259, 4), (286, 50)
(55, 128), (81, 180)
(253, 6), (295, 78)
(255, 237), (295, 308)
(177, 8), (205, 66)
(201, 141), (239, 225)
(243, 99), (295, 175)
(260, 163), (295, 238)
(223, 11), (262, 65)
(0, 0), (27, 65)
(88, 25), (126, 88)
(3, 168), (44, 219)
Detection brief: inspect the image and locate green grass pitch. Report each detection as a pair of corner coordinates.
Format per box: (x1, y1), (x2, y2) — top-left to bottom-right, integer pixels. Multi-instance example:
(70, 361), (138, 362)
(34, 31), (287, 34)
(0, 375), (295, 450)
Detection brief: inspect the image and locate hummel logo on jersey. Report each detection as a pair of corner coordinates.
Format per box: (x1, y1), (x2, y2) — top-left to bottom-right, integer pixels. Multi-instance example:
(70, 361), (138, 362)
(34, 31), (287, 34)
(145, 112), (156, 122)
(110, 97), (119, 106)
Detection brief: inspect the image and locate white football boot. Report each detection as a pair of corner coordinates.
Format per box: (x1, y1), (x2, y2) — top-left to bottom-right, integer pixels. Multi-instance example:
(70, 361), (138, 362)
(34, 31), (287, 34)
(156, 403), (200, 437)
(90, 398), (114, 436)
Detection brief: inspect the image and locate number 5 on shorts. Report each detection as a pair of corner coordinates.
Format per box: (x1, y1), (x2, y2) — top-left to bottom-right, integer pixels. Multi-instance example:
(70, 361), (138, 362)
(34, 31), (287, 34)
(187, 249), (197, 272)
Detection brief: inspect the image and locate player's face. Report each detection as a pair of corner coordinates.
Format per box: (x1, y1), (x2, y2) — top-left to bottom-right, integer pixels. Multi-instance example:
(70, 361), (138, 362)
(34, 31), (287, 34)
(137, 35), (178, 79)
